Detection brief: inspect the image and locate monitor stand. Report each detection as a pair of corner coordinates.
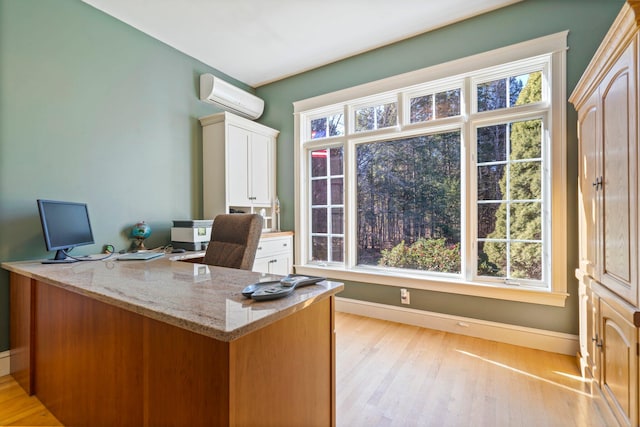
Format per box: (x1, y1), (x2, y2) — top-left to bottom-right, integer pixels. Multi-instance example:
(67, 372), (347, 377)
(41, 249), (78, 264)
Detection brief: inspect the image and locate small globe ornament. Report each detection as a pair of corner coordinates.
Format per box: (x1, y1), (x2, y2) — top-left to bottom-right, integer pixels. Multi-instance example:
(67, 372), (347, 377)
(131, 221), (151, 251)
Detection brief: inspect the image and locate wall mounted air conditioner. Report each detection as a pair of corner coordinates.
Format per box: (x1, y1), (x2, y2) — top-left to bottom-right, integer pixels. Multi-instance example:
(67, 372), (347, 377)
(199, 74), (264, 120)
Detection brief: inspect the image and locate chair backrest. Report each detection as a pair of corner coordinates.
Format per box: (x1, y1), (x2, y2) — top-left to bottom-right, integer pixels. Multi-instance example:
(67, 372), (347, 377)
(202, 214), (263, 270)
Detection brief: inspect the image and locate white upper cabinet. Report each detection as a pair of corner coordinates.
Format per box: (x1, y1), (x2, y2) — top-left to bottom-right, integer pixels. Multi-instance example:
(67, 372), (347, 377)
(200, 112), (279, 229)
(227, 124), (273, 206)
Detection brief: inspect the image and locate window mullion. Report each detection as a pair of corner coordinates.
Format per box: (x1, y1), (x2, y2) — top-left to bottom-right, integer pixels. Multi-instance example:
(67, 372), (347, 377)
(345, 139), (356, 268)
(462, 77), (473, 282)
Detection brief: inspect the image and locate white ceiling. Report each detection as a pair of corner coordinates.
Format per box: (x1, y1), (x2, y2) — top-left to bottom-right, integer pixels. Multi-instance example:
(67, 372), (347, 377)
(82, 0), (521, 87)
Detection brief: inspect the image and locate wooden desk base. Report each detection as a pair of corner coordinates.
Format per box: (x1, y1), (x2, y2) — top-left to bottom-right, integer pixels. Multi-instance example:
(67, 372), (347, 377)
(10, 274), (336, 427)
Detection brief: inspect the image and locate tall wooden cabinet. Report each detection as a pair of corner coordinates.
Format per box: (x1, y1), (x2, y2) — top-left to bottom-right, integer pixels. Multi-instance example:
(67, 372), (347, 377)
(200, 111), (279, 231)
(570, 3), (640, 426)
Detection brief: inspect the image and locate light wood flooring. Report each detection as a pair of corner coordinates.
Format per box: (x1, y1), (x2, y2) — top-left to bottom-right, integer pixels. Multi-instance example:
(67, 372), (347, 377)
(0, 312), (619, 427)
(336, 312), (617, 427)
(0, 375), (62, 426)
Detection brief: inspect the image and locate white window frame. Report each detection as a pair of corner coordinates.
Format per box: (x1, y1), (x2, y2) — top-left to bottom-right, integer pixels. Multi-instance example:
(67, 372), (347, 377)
(293, 32), (568, 307)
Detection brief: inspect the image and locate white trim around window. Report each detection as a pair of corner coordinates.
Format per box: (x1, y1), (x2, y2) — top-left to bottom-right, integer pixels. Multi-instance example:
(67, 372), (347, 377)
(294, 31), (568, 307)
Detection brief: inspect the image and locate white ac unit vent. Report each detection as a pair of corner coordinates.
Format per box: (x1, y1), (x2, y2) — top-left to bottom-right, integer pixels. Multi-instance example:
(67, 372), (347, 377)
(199, 74), (264, 120)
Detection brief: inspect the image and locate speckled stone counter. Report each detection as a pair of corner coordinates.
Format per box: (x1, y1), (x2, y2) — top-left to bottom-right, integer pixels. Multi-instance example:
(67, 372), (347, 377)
(2, 254), (343, 342)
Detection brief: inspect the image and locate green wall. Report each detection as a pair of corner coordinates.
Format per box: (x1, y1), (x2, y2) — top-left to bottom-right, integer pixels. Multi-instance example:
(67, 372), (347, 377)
(256, 0), (625, 334)
(0, 0), (245, 351)
(0, 0), (626, 353)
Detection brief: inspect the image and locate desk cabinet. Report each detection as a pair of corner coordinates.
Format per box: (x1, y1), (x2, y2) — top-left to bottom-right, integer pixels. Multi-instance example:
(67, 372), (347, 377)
(254, 233), (293, 276)
(7, 264), (339, 427)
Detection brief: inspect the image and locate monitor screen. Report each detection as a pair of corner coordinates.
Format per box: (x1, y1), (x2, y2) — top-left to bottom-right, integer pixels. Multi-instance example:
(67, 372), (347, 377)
(37, 199), (95, 261)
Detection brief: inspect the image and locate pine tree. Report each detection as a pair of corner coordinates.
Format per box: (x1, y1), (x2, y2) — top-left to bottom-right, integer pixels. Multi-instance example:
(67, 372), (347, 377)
(484, 72), (543, 280)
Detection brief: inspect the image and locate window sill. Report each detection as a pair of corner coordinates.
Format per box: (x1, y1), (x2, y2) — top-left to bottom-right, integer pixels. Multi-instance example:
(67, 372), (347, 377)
(295, 264), (568, 307)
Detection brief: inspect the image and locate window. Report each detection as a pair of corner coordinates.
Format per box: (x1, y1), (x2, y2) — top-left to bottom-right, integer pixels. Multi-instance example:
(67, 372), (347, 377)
(354, 100), (398, 132)
(310, 147), (344, 262)
(409, 88), (461, 123)
(357, 131), (461, 273)
(476, 118), (544, 282)
(294, 32), (567, 306)
(310, 112), (344, 140)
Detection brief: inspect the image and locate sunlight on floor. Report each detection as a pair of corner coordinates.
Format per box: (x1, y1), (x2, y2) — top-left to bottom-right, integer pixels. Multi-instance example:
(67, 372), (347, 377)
(553, 370), (591, 383)
(456, 348), (593, 397)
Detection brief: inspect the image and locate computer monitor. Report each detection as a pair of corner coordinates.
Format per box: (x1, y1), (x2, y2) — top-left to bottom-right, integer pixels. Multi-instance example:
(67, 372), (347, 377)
(37, 199), (95, 263)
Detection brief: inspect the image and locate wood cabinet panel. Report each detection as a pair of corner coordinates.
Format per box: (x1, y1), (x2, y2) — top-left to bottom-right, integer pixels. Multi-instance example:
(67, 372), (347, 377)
(599, 43), (637, 303)
(9, 272), (33, 395)
(230, 297), (333, 427)
(600, 297), (638, 426)
(144, 317), (230, 427)
(577, 95), (599, 278)
(34, 281), (144, 427)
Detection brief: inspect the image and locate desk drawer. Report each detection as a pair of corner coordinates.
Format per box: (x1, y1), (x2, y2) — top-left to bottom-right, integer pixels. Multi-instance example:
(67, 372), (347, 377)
(256, 236), (291, 257)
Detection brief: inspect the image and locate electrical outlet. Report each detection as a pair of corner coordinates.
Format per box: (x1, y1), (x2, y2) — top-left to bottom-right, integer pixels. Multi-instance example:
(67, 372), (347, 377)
(400, 288), (410, 304)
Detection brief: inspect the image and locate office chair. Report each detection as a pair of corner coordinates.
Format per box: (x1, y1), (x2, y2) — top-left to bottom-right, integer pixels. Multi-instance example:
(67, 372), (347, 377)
(202, 213), (263, 270)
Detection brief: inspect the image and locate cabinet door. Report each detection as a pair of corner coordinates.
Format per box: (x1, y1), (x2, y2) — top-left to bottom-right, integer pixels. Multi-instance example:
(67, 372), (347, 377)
(252, 257), (271, 275)
(267, 253), (292, 276)
(249, 132), (272, 205)
(253, 254), (291, 275)
(599, 42), (638, 305)
(253, 236), (293, 275)
(577, 91), (600, 278)
(227, 125), (251, 206)
(600, 297), (638, 427)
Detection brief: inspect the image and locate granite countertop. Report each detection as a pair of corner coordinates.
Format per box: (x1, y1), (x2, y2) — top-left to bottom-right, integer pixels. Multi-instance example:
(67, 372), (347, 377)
(1, 254), (343, 342)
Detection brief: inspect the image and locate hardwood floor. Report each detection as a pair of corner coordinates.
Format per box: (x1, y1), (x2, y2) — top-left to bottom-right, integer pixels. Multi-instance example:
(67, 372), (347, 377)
(0, 375), (61, 426)
(336, 313), (618, 427)
(0, 312), (619, 426)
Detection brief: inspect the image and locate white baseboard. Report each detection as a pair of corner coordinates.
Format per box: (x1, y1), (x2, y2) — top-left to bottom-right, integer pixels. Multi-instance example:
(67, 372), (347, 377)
(0, 351), (9, 377)
(335, 297), (579, 356)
